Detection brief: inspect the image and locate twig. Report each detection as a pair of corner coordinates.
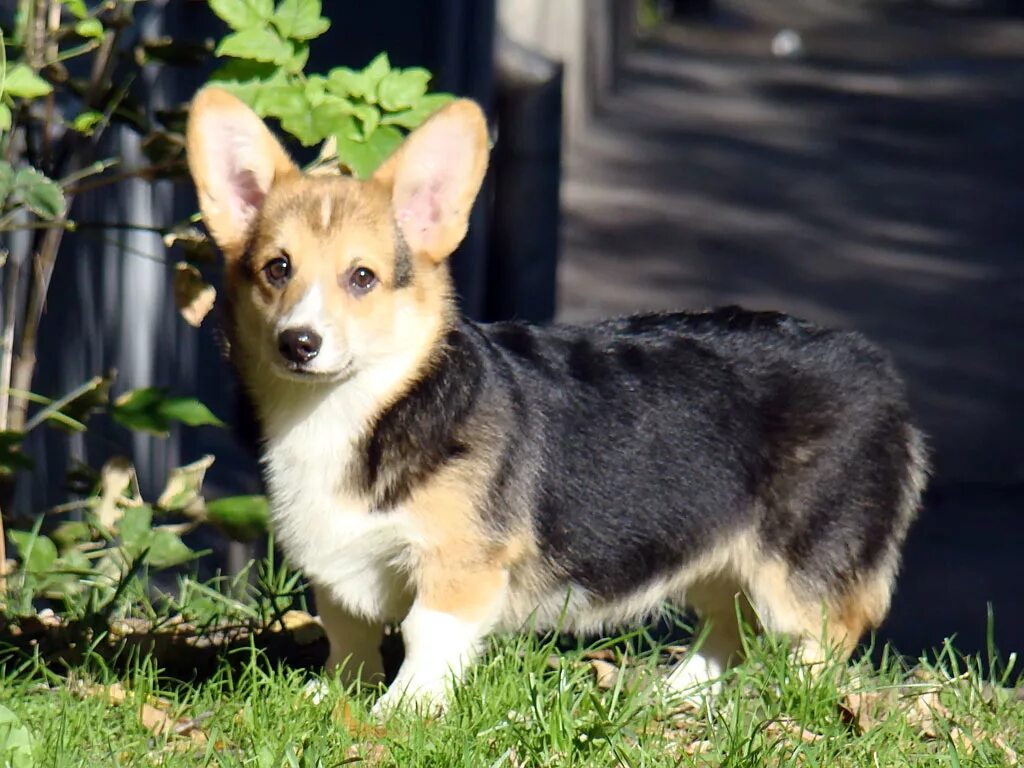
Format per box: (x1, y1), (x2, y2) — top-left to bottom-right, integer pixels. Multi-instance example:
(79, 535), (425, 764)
(71, 221), (167, 234)
(7, 0), (130, 432)
(0, 219), (75, 233)
(8, 224), (64, 431)
(47, 39), (102, 66)
(58, 157), (120, 188)
(66, 159), (184, 196)
(0, 251), (21, 431)
(22, 375), (102, 433)
(0, 388), (85, 430)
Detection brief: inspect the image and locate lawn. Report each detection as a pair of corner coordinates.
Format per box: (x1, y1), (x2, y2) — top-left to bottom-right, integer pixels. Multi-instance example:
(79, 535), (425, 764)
(1, 620), (1020, 767)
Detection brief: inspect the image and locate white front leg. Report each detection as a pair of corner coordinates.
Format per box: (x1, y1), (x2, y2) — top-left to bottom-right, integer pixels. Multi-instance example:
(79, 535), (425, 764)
(372, 564), (509, 715)
(372, 604), (489, 714)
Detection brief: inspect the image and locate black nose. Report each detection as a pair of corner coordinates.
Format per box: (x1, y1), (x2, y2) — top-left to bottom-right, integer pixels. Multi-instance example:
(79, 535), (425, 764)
(278, 328), (322, 364)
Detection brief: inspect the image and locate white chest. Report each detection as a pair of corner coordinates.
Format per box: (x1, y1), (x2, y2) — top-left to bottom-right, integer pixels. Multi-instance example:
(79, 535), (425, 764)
(260, 397), (419, 621)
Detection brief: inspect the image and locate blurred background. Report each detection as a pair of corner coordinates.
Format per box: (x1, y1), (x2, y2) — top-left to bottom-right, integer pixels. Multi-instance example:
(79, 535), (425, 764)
(7, 0), (1023, 659)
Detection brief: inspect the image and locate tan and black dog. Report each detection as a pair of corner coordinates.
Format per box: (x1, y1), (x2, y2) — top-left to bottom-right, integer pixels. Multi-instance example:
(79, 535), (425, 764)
(186, 88), (927, 713)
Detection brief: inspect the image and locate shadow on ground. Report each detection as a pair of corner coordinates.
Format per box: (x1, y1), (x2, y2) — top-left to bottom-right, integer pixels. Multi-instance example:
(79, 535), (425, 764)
(557, 2), (1024, 657)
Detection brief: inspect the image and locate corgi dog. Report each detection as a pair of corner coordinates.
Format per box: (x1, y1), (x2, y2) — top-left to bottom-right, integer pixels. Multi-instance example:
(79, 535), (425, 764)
(186, 88), (927, 713)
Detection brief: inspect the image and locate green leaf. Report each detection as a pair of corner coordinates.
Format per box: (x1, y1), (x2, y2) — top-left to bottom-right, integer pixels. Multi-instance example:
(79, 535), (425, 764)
(204, 495), (269, 542)
(71, 110), (103, 135)
(277, 110), (320, 146)
(271, 0), (330, 40)
(147, 529), (194, 568)
(57, 549), (92, 573)
(41, 548), (93, 598)
(13, 168), (66, 220)
(3, 64), (53, 99)
(252, 78), (307, 119)
(284, 41), (309, 74)
(0, 703), (37, 768)
(154, 397), (224, 428)
(309, 95), (353, 139)
(156, 455), (214, 512)
(112, 388), (224, 436)
(210, 58), (278, 83)
(351, 103), (380, 140)
(377, 68), (431, 111)
(0, 104), (11, 133)
(215, 27), (293, 65)
(52, 520), (93, 551)
(252, 77), (319, 143)
(381, 93), (455, 129)
(325, 67), (368, 100)
(336, 125), (403, 179)
(8, 531), (58, 575)
(0, 162), (15, 205)
(117, 505), (153, 555)
(208, 59), (278, 107)
(360, 52), (391, 102)
(74, 18), (103, 39)
(64, 0), (88, 18)
(209, 0), (274, 30)
(305, 75), (328, 106)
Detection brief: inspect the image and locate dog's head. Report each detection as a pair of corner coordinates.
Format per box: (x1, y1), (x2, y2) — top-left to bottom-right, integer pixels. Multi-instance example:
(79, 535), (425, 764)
(186, 88), (488, 383)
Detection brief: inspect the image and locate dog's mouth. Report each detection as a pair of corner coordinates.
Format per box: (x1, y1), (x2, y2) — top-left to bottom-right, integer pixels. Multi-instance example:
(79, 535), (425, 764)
(273, 359), (357, 385)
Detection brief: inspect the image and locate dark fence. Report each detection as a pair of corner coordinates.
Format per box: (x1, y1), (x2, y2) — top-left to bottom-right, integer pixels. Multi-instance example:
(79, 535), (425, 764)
(9, 0), (570, 574)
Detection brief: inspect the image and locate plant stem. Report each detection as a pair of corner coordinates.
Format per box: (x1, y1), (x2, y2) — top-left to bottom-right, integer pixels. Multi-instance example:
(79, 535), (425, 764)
(0, 250), (21, 431)
(0, 219), (75, 233)
(0, 387), (87, 431)
(22, 375), (102, 433)
(66, 159), (183, 196)
(0, 508), (5, 597)
(8, 223), (64, 431)
(59, 157), (120, 188)
(6, 0), (130, 432)
(71, 221), (167, 234)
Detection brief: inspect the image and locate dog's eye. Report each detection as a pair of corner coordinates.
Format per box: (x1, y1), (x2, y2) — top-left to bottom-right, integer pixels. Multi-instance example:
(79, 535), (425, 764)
(348, 266), (378, 295)
(263, 253), (291, 287)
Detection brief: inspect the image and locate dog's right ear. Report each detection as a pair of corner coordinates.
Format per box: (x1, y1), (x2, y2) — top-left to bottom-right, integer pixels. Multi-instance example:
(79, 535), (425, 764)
(186, 87), (299, 259)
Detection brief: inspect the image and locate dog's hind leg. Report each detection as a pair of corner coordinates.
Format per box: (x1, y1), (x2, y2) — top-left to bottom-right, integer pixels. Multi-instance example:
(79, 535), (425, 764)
(744, 558), (892, 671)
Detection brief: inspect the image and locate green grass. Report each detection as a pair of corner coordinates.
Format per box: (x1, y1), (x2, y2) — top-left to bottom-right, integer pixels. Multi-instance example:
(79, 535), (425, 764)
(0, 626), (1020, 767)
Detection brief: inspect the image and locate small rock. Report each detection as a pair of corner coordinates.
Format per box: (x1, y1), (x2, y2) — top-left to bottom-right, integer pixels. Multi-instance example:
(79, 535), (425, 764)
(771, 29), (804, 59)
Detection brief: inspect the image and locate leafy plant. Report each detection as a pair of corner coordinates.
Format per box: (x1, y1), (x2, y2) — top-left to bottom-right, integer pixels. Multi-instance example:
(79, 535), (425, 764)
(0, 703), (37, 768)
(0, 1), (450, 627)
(206, 0), (454, 178)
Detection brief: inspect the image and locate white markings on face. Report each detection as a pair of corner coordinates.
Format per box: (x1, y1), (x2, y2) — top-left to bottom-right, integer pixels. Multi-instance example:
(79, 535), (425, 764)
(320, 193), (333, 231)
(277, 282), (323, 334)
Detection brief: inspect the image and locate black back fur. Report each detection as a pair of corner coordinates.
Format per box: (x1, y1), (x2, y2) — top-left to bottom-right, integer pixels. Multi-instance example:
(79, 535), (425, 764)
(357, 306), (922, 601)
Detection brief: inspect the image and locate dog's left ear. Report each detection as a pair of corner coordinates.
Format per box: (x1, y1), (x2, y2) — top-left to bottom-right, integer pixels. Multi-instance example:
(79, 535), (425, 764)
(373, 99), (489, 263)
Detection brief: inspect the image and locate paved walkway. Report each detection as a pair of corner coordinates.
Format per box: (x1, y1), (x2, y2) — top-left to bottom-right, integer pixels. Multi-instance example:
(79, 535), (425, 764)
(557, 3), (1024, 656)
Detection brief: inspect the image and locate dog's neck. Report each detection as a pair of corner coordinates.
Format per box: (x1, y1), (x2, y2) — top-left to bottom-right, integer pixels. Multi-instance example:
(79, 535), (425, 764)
(350, 321), (484, 509)
(244, 312), (482, 508)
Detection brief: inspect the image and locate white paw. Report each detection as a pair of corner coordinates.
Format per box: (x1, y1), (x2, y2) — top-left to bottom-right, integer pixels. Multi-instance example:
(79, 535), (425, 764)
(370, 677), (448, 717)
(664, 650), (724, 706)
(301, 679), (331, 706)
